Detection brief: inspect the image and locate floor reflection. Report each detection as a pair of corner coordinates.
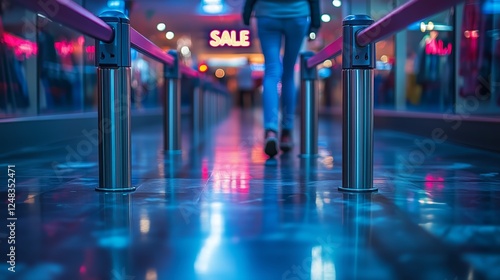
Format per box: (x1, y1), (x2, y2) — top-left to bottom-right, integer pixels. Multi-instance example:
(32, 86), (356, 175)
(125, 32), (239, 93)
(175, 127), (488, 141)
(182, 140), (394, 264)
(1, 108), (499, 279)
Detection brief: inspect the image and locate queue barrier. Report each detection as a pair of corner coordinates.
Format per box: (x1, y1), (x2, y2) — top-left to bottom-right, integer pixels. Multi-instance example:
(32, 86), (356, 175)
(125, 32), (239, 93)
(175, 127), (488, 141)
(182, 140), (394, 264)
(17, 0), (232, 192)
(300, 0), (464, 192)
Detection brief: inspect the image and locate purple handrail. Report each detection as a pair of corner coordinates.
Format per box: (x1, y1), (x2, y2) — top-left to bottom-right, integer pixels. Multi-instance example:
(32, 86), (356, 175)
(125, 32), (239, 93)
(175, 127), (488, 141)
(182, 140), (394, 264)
(357, 0), (463, 46)
(130, 28), (175, 66)
(181, 66), (199, 78)
(130, 28), (198, 77)
(306, 0), (463, 68)
(307, 37), (342, 69)
(17, 0), (113, 43)
(16, 0), (214, 79)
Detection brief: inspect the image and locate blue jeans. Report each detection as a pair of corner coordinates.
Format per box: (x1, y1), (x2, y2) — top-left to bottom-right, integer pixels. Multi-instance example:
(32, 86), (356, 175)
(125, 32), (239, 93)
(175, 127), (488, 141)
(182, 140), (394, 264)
(256, 16), (309, 133)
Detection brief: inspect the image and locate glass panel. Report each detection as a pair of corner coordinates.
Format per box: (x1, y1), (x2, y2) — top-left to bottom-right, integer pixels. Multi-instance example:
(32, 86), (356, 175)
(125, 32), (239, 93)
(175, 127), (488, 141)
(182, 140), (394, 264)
(38, 15), (86, 115)
(315, 2), (343, 110)
(457, 0), (500, 116)
(406, 10), (455, 112)
(372, 0), (396, 109)
(0, 1), (37, 118)
(82, 35), (97, 111)
(131, 49), (163, 110)
(374, 35), (395, 109)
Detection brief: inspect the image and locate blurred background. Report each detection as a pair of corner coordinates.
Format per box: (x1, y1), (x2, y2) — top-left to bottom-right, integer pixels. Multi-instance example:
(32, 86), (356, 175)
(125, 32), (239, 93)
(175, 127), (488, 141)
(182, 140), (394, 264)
(0, 0), (498, 118)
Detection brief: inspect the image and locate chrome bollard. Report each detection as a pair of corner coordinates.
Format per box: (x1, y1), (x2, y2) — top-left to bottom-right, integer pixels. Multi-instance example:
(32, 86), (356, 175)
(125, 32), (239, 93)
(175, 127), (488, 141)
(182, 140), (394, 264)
(192, 78), (201, 146)
(203, 88), (209, 131)
(164, 50), (181, 154)
(339, 15), (377, 192)
(299, 51), (319, 157)
(95, 11), (135, 192)
(210, 91), (215, 127)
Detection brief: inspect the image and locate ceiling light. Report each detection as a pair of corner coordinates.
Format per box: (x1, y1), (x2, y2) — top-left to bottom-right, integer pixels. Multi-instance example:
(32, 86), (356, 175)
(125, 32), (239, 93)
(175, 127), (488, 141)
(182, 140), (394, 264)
(180, 46), (190, 56)
(203, 0), (222, 4)
(332, 0), (341, 8)
(215, 68), (225, 78)
(321, 14), (331, 22)
(166, 31), (174, 40)
(157, 23), (166, 31)
(202, 4), (223, 13)
(107, 0), (124, 8)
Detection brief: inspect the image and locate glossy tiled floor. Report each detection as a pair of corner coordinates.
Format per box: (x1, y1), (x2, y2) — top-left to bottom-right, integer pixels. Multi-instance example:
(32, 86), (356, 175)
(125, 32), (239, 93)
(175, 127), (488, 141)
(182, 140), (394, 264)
(1, 109), (500, 280)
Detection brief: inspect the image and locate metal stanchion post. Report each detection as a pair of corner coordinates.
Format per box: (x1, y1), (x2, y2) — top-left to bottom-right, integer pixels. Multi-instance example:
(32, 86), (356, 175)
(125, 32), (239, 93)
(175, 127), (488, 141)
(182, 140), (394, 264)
(209, 91), (214, 127)
(299, 51), (319, 157)
(203, 88), (208, 131)
(217, 93), (221, 122)
(192, 78), (201, 146)
(339, 15), (377, 192)
(95, 11), (135, 192)
(164, 50), (181, 154)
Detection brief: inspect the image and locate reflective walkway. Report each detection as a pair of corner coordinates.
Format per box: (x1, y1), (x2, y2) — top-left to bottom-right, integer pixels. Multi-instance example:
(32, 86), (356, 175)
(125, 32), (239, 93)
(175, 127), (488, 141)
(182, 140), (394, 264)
(1, 109), (500, 280)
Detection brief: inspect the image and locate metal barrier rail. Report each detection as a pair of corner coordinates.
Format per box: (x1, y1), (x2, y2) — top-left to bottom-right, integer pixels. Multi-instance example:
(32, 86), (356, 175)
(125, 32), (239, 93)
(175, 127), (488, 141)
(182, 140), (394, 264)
(357, 0), (463, 47)
(130, 28), (199, 78)
(17, 0), (113, 43)
(300, 0), (464, 192)
(16, 0), (231, 192)
(306, 37), (342, 69)
(130, 28), (175, 66)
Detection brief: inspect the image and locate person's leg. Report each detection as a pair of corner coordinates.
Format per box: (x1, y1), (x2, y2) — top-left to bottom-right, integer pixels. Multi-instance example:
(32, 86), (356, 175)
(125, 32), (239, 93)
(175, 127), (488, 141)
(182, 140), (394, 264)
(239, 89), (245, 107)
(257, 17), (283, 133)
(281, 17), (308, 131)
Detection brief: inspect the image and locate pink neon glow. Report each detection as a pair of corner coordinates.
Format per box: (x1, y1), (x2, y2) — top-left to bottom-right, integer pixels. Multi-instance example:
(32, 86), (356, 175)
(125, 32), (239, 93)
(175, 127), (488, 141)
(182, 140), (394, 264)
(425, 39), (452, 56)
(79, 265), (87, 274)
(2, 33), (38, 59)
(424, 174), (445, 190)
(77, 36), (85, 45)
(85, 45), (95, 60)
(54, 41), (74, 56)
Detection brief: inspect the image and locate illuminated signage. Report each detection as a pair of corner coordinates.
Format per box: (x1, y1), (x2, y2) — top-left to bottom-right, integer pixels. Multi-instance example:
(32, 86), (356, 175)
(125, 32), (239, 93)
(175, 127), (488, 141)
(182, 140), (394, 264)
(209, 30), (250, 47)
(425, 39), (452, 56)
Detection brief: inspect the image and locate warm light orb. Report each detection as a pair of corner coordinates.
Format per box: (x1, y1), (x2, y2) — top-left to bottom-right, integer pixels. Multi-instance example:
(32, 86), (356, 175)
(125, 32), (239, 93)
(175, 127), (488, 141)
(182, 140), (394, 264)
(166, 31), (174, 40)
(198, 64), (208, 73)
(157, 23), (166, 31)
(180, 46), (190, 56)
(420, 22), (426, 32)
(215, 68), (225, 78)
(332, 0), (341, 7)
(427, 21), (435, 30)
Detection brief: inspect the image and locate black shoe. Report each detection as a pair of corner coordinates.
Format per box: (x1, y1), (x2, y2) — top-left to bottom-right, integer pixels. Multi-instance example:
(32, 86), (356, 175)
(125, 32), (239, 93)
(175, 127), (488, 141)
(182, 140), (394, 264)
(264, 130), (278, 157)
(280, 129), (293, 152)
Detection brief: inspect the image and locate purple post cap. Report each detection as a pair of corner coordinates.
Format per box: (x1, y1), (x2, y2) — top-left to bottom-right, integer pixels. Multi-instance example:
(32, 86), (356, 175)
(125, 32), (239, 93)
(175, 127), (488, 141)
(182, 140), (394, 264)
(99, 10), (129, 23)
(343, 15), (373, 26)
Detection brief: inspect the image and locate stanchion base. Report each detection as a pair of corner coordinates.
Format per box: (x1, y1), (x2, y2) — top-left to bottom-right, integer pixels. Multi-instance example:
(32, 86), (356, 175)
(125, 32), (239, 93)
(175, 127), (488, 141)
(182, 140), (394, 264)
(298, 153), (319, 158)
(338, 187), (378, 192)
(95, 186), (137, 192)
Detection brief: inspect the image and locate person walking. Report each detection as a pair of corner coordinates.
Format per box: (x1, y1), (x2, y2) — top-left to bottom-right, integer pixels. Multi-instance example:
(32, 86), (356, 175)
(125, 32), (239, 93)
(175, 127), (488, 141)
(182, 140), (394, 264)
(236, 58), (255, 108)
(242, 0), (320, 157)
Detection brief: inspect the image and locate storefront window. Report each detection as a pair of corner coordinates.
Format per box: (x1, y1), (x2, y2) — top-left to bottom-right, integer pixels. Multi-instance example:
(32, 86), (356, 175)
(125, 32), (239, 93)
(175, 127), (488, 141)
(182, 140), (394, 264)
(372, 0), (395, 109)
(457, 0), (500, 115)
(131, 49), (163, 110)
(38, 16), (86, 115)
(0, 1), (37, 118)
(406, 10), (455, 112)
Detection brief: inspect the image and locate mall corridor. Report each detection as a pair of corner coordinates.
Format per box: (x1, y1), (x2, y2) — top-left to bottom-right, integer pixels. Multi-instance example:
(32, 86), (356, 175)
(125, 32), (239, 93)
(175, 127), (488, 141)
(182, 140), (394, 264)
(1, 108), (500, 280)
(2, 0), (500, 279)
